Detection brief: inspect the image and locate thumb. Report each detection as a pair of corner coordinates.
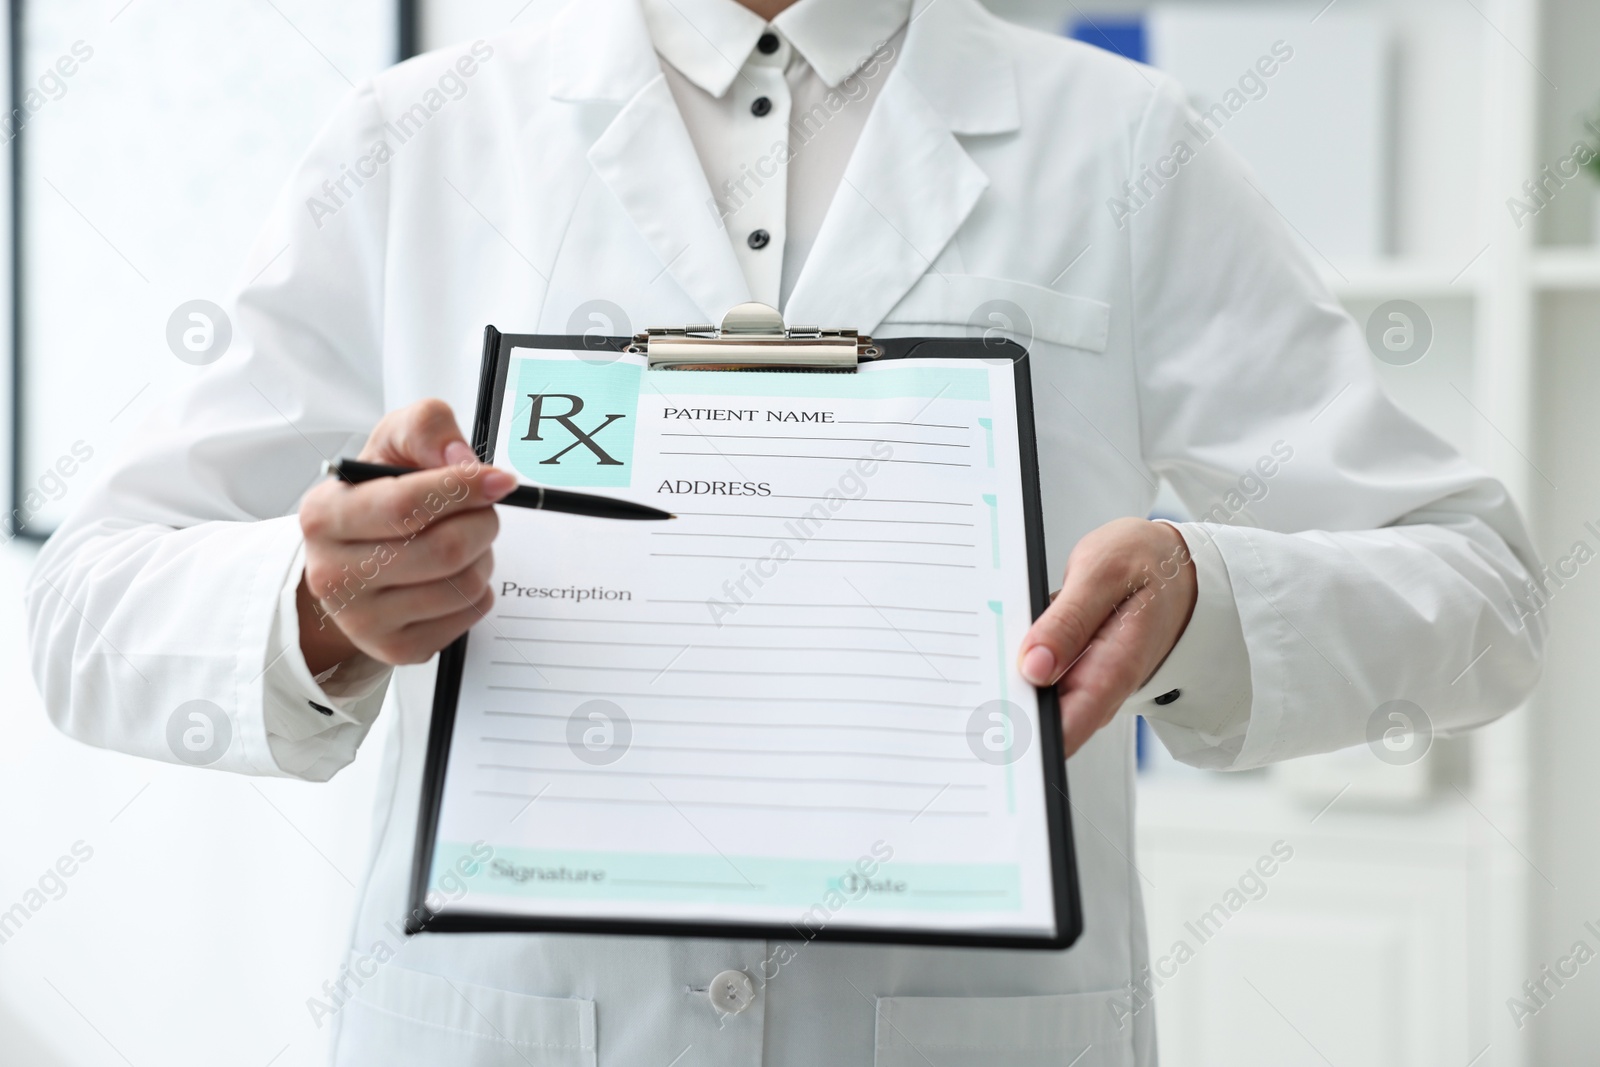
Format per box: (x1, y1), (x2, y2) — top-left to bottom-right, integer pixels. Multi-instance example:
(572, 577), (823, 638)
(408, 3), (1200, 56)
(361, 398), (468, 468)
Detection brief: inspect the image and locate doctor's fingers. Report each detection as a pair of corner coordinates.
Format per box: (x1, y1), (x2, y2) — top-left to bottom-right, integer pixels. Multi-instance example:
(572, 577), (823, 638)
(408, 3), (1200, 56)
(301, 462), (514, 544)
(303, 507), (499, 594)
(362, 552), (497, 626)
(1018, 517), (1157, 686)
(1056, 591), (1171, 756)
(359, 398), (472, 468)
(350, 582), (497, 666)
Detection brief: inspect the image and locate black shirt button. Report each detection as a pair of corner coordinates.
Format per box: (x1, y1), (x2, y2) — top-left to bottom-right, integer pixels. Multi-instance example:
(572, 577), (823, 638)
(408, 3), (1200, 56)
(310, 700), (335, 716)
(750, 95), (772, 117)
(747, 228), (771, 250)
(756, 32), (780, 54)
(1153, 689), (1181, 706)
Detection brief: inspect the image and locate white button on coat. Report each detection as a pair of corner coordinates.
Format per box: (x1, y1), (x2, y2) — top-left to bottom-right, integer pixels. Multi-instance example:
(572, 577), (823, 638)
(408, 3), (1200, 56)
(708, 969), (757, 1015)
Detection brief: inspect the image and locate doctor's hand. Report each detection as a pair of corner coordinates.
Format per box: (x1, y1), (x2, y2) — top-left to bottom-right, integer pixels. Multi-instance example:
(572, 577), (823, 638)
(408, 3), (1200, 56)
(1017, 518), (1197, 758)
(296, 400), (517, 675)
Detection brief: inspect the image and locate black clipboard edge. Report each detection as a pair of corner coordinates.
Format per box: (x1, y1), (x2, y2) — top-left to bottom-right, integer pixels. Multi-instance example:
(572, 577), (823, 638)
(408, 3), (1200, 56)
(406, 330), (1082, 950)
(404, 329), (652, 936)
(403, 324), (508, 934)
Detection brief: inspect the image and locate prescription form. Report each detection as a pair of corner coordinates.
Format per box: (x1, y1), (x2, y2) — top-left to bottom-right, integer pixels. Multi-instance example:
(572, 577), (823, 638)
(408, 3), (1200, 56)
(418, 346), (1061, 940)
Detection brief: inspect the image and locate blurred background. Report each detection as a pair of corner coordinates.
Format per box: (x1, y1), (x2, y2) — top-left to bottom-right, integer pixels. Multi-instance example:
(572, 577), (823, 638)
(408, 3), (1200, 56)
(0, 0), (1595, 1063)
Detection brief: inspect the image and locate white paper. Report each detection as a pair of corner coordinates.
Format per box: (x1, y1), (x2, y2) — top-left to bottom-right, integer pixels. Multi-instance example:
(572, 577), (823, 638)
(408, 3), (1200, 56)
(424, 350), (1058, 938)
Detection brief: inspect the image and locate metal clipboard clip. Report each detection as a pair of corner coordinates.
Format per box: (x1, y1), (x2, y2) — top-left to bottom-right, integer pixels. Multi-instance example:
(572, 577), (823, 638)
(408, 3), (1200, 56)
(632, 302), (881, 371)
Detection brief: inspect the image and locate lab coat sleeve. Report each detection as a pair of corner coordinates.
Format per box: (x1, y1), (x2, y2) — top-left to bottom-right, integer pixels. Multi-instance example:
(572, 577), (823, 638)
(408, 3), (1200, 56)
(1124, 75), (1544, 770)
(26, 80), (394, 781)
(1124, 523), (1253, 759)
(261, 545), (392, 779)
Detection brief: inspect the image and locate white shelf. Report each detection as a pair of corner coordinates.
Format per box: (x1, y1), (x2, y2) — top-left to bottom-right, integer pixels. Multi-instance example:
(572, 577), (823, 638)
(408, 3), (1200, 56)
(1531, 247), (1600, 289)
(1312, 244), (1600, 303)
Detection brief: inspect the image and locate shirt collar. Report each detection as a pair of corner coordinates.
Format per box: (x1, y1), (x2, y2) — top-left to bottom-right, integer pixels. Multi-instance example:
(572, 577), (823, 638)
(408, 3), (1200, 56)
(639, 0), (911, 97)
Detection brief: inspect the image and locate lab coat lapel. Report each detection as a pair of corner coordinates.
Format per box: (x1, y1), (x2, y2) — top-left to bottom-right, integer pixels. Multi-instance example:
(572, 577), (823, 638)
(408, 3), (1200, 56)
(783, 0), (1020, 333)
(549, 0), (751, 323)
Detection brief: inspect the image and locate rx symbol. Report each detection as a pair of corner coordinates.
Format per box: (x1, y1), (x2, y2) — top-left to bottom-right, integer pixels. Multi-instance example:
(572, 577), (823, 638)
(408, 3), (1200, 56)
(522, 393), (625, 465)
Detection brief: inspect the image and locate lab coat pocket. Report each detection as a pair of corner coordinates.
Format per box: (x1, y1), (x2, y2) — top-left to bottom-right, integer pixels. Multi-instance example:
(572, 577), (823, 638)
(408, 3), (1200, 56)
(873, 991), (1134, 1067)
(337, 963), (596, 1067)
(880, 275), (1111, 354)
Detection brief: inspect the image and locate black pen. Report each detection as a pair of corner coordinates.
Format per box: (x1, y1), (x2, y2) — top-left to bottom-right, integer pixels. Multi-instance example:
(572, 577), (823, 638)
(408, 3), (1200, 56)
(322, 457), (675, 521)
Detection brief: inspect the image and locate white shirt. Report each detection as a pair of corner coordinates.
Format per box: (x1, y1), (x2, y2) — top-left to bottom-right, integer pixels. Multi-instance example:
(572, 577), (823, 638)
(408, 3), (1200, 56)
(261, 0), (1250, 767)
(646, 0), (904, 308)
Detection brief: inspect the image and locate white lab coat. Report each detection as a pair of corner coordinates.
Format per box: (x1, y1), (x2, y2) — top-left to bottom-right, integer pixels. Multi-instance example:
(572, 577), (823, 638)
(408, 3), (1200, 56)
(27, 0), (1543, 1063)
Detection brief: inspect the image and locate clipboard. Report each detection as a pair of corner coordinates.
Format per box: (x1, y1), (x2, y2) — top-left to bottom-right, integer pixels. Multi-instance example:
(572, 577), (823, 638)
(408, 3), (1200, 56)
(407, 303), (1083, 951)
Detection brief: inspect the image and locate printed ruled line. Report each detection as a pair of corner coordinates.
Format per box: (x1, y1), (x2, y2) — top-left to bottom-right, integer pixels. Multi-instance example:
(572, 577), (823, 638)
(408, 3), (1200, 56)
(478, 763), (983, 788)
(764, 494), (971, 506)
(669, 511), (974, 527)
(496, 615), (978, 636)
(835, 420), (965, 429)
(650, 531), (975, 548)
(649, 553), (975, 569)
(471, 791), (985, 817)
(659, 451), (971, 468)
(609, 879), (765, 890)
(643, 599), (977, 615)
(479, 739), (975, 762)
(484, 686), (971, 710)
(662, 432), (969, 449)
(482, 710), (969, 734)
(491, 636), (978, 659)
(488, 661), (979, 683)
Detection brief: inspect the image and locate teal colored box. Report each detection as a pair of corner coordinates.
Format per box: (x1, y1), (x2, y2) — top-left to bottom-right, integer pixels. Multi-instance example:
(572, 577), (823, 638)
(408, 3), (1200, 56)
(505, 357), (641, 487)
(431, 842), (1022, 913)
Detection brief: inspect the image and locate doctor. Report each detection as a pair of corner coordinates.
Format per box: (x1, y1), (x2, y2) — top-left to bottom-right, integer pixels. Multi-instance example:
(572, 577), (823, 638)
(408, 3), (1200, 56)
(29, 0), (1542, 1063)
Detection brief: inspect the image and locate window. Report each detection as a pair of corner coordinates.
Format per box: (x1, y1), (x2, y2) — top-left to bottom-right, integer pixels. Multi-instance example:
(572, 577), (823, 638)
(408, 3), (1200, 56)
(11, 0), (413, 533)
